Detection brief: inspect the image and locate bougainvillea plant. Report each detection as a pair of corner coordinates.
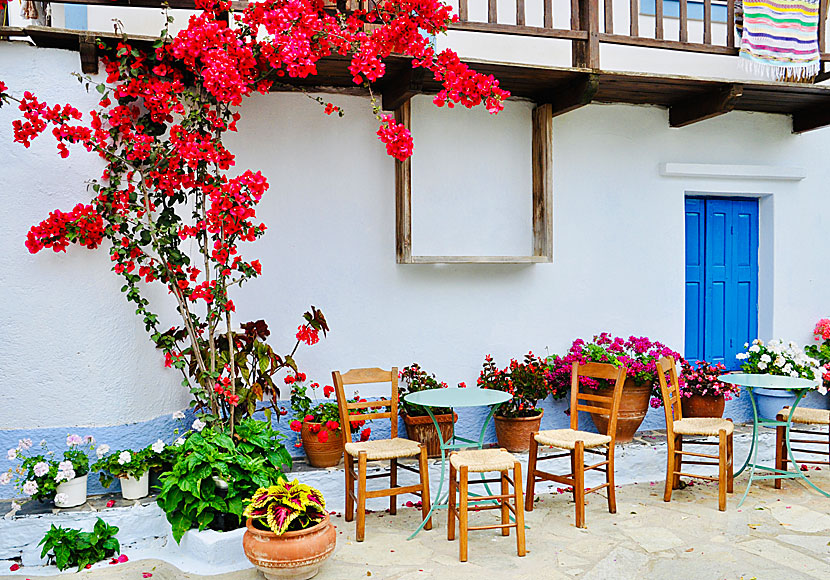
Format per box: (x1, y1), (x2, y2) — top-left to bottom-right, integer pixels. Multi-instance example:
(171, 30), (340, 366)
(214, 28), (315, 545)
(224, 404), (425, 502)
(479, 352), (558, 418)
(0, 0), (508, 434)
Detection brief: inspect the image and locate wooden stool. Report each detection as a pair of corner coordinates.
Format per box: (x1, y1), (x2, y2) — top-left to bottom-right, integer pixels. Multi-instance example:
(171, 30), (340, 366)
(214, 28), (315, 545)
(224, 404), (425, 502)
(447, 448), (526, 563)
(775, 406), (830, 488)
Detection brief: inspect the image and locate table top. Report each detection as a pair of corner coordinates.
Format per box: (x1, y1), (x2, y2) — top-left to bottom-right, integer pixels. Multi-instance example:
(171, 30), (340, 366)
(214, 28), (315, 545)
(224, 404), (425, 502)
(718, 373), (818, 389)
(403, 387), (512, 408)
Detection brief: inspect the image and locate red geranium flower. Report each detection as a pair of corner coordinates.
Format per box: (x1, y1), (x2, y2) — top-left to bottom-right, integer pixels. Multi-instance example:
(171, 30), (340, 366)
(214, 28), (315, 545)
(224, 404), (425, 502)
(325, 420), (339, 431)
(317, 430), (329, 443)
(289, 420), (302, 432)
(360, 428), (371, 442)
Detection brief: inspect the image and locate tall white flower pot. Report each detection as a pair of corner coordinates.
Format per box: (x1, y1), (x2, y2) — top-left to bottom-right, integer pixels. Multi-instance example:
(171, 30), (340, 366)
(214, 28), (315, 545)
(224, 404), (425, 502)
(121, 471), (149, 500)
(55, 474), (88, 508)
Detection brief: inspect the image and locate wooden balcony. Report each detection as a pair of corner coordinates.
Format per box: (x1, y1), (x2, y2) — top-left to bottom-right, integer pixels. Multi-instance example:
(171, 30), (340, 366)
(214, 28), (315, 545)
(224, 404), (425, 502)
(3, 0), (830, 132)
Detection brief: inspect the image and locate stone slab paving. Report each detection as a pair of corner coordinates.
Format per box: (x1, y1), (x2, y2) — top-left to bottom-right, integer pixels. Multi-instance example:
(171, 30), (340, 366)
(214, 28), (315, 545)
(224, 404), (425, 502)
(2, 469), (829, 580)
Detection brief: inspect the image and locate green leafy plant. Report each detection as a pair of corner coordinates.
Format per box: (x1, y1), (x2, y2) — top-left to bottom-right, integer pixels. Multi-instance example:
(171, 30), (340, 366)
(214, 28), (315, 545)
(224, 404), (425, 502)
(91, 445), (155, 488)
(398, 363), (453, 417)
(479, 352), (556, 418)
(243, 479), (326, 535)
(38, 518), (120, 571)
(156, 418), (292, 542)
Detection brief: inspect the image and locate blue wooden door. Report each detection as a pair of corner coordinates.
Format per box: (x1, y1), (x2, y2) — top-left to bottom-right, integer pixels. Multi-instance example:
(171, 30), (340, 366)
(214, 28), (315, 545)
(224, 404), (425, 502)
(685, 198), (758, 369)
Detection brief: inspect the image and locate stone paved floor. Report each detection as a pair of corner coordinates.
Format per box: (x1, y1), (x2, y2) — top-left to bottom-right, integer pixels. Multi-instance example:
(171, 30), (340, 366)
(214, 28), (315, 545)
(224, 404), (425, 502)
(3, 469), (829, 580)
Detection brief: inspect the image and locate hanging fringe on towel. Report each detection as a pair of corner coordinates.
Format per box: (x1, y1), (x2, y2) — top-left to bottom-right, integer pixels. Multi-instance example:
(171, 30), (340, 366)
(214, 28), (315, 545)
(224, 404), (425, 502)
(739, 0), (821, 83)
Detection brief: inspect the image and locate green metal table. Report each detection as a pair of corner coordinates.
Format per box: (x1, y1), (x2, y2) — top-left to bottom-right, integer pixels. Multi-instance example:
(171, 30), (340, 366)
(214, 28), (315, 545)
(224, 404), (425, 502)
(718, 373), (829, 507)
(403, 387), (511, 539)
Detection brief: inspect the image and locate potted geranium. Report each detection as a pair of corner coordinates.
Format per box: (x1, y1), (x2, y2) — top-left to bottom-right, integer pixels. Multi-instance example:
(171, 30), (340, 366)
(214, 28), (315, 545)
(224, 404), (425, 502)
(736, 338), (823, 419)
(92, 440), (165, 500)
(546, 333), (683, 441)
(676, 359), (739, 418)
(398, 364), (458, 457)
(805, 319), (830, 393)
(242, 479), (335, 580)
(289, 379), (346, 468)
(1, 435), (96, 508)
(479, 352), (559, 452)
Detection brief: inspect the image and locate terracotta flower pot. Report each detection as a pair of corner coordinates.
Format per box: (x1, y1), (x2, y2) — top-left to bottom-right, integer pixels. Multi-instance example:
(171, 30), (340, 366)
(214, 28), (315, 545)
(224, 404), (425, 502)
(243, 515), (336, 580)
(589, 380), (651, 443)
(494, 410), (544, 452)
(300, 423), (343, 468)
(680, 393), (726, 418)
(403, 412), (457, 457)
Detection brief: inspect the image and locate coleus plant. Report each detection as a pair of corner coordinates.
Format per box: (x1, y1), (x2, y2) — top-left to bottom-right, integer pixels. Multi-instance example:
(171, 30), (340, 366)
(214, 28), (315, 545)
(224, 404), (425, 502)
(0, 0), (508, 434)
(243, 479), (326, 535)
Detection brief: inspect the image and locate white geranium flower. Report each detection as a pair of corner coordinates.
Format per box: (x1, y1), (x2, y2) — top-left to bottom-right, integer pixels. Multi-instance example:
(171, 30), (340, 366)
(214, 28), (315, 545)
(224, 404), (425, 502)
(58, 461), (73, 472)
(83, 435), (95, 445)
(18, 439), (33, 451)
(96, 444), (110, 459)
(0, 472), (11, 485)
(117, 451), (131, 465)
(33, 462), (50, 478)
(758, 362), (768, 370)
(782, 363), (793, 374)
(152, 439), (165, 454)
(749, 345), (760, 353)
(736, 353), (748, 360)
(66, 434), (83, 447)
(191, 419), (206, 433)
(760, 354), (771, 363)
(174, 437), (185, 447)
(22, 480), (38, 496)
(54, 493), (69, 505)
(172, 411), (186, 420)
(6, 449), (17, 461)
(790, 371), (799, 377)
(774, 356), (786, 367)
(55, 469), (75, 483)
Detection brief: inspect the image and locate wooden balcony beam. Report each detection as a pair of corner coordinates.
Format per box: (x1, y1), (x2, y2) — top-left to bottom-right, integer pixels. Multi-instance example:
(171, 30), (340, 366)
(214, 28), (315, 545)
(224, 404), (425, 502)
(792, 103), (830, 133)
(538, 72), (599, 117)
(669, 84), (743, 128)
(380, 66), (425, 112)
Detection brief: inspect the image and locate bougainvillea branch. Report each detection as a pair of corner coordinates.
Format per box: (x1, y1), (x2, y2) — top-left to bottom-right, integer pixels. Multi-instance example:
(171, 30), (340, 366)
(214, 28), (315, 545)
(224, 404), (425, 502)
(0, 0), (508, 432)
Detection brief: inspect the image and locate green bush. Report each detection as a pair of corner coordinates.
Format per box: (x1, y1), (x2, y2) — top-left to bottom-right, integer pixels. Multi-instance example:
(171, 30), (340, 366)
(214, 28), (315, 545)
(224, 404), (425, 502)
(38, 518), (120, 571)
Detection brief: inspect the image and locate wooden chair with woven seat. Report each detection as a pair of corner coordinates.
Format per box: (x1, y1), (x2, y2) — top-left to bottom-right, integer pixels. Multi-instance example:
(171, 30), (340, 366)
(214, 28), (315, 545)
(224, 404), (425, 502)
(774, 406), (830, 488)
(447, 448), (526, 562)
(332, 367), (431, 542)
(656, 356), (734, 511)
(525, 361), (627, 528)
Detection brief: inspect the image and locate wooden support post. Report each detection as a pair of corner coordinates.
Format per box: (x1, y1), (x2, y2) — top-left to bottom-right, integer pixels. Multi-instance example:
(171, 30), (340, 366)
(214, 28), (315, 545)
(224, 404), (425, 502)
(541, 72), (599, 117)
(727, 0), (735, 47)
(792, 102), (830, 133)
(669, 84), (743, 127)
(381, 66), (424, 112)
(79, 33), (98, 74)
(395, 101), (413, 264)
(532, 104), (554, 262)
(573, 0), (600, 69)
(629, 0), (639, 36)
(703, 0), (712, 44)
(517, 0), (526, 26)
(679, 0), (688, 42)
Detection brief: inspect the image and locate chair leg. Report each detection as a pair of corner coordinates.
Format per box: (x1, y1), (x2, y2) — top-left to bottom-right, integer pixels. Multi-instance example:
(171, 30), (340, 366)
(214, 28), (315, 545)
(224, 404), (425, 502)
(459, 465), (469, 562)
(513, 462), (526, 558)
(727, 431), (734, 494)
(606, 445), (616, 514)
(673, 435), (683, 490)
(448, 460), (457, 541)
(389, 458), (397, 515)
(344, 453), (354, 522)
(500, 470), (510, 536)
(525, 434), (538, 512)
(356, 451), (367, 542)
(574, 441), (585, 529)
(718, 429), (727, 512)
(775, 423), (785, 490)
(664, 434), (675, 503)
(418, 445), (432, 531)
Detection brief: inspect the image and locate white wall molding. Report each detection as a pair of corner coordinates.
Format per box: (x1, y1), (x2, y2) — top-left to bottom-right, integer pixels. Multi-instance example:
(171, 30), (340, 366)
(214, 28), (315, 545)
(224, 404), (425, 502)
(660, 163), (807, 181)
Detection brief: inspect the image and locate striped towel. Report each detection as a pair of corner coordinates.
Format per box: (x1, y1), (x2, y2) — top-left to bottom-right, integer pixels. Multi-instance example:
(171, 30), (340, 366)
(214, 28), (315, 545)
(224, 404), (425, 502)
(738, 0), (821, 81)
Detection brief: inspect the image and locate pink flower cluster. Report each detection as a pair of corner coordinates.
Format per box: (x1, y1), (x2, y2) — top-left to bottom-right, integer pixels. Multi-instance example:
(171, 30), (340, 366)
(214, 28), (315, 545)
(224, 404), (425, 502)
(814, 318), (830, 341)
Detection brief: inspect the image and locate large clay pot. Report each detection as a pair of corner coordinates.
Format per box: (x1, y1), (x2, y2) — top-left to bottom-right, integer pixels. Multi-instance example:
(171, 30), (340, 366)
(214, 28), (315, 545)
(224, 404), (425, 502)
(55, 473), (88, 508)
(243, 515), (336, 580)
(589, 380), (651, 443)
(300, 423), (343, 468)
(494, 410), (544, 453)
(403, 413), (457, 457)
(680, 393), (725, 418)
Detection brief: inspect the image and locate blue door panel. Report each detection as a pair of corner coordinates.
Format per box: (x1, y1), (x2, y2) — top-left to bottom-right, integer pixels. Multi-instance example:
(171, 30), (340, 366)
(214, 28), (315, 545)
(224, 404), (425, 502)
(686, 197), (758, 369)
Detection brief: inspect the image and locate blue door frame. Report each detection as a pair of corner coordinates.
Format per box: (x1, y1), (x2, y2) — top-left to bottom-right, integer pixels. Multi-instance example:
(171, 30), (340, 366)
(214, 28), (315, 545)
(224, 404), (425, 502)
(685, 197), (759, 369)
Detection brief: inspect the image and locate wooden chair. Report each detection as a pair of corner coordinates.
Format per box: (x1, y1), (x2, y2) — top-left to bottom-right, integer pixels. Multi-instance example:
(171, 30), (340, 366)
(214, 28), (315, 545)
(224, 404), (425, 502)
(447, 448), (526, 562)
(774, 406), (830, 488)
(656, 356), (734, 511)
(525, 361), (627, 528)
(332, 367), (432, 542)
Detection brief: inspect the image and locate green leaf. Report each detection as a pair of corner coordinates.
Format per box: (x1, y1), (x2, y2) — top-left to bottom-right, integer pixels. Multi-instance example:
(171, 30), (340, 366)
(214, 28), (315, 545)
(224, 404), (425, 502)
(96, 83), (106, 94)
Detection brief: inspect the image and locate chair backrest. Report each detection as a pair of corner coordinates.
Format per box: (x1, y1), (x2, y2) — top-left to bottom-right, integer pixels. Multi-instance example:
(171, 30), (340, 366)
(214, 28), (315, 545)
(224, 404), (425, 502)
(569, 361), (628, 441)
(656, 356), (682, 434)
(332, 367), (399, 443)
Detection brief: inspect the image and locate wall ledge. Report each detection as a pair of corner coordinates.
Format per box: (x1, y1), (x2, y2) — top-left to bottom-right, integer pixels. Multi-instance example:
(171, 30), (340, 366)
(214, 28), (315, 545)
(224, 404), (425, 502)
(659, 163), (807, 181)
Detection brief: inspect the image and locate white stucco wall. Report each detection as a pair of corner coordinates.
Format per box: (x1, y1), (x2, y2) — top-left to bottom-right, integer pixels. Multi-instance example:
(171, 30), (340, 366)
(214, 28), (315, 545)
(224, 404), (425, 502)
(1, 42), (828, 434)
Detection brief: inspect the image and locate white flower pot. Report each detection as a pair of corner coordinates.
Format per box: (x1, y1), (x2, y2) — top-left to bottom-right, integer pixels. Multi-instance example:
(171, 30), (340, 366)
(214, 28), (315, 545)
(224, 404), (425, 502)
(55, 474), (88, 508)
(121, 471), (149, 500)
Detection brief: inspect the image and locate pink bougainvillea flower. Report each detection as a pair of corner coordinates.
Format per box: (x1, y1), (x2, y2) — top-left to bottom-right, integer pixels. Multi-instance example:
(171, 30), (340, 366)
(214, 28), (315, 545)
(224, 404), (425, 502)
(9, 563), (20, 571)
(106, 499), (115, 507)
(143, 573), (153, 578)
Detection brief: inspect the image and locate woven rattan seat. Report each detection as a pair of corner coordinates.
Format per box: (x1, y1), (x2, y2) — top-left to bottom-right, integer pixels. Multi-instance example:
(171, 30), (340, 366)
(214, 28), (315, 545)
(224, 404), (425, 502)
(344, 437), (422, 461)
(673, 418), (734, 436)
(534, 428), (612, 450)
(779, 406), (830, 425)
(449, 449), (517, 473)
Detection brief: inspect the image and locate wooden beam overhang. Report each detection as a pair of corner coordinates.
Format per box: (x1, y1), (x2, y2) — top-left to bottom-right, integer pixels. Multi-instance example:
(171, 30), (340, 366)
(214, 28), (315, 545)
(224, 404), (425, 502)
(379, 66), (425, 112)
(791, 104), (830, 134)
(669, 83), (743, 128)
(538, 72), (599, 118)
